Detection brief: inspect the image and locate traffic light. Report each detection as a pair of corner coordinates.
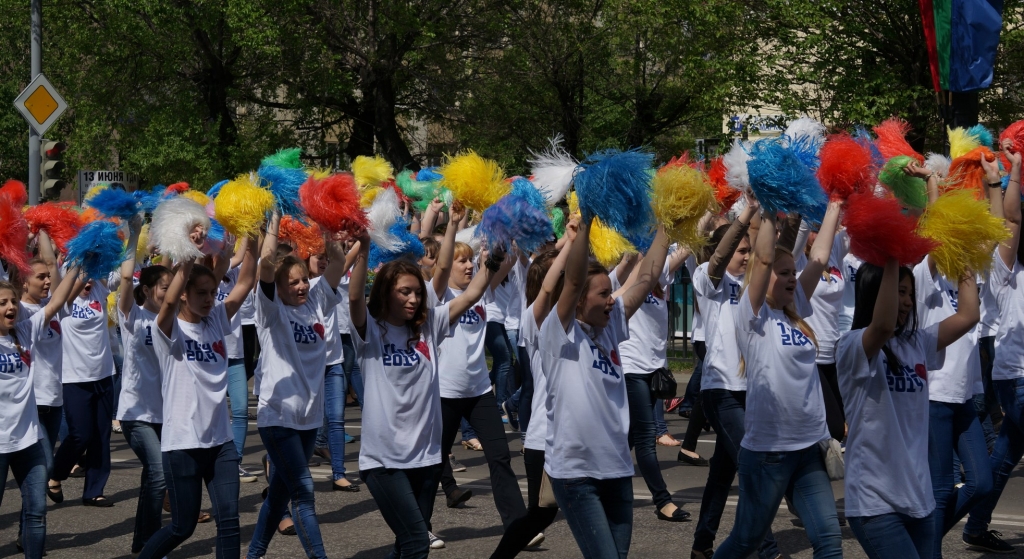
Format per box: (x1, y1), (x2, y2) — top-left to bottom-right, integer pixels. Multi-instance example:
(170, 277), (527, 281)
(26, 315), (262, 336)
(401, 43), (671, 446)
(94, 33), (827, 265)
(40, 140), (67, 199)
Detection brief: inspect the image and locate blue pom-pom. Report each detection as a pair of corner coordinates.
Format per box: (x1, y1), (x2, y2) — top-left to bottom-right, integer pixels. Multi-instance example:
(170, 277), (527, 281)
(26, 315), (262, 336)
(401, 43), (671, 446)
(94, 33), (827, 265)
(968, 124), (994, 148)
(369, 219), (424, 268)
(207, 180), (229, 199)
(88, 188), (144, 220)
(747, 139), (827, 222)
(417, 167), (443, 182)
(509, 177), (547, 212)
(258, 164), (307, 218)
(208, 219), (225, 242)
(785, 134), (823, 171)
(132, 190), (162, 214)
(573, 148), (655, 237)
(853, 128), (885, 169)
(626, 229), (655, 254)
(66, 221), (126, 280)
(479, 194), (553, 254)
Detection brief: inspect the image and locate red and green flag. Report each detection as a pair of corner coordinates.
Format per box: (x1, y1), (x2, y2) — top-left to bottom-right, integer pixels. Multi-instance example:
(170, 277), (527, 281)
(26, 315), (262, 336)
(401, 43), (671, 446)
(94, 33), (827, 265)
(919, 0), (1004, 92)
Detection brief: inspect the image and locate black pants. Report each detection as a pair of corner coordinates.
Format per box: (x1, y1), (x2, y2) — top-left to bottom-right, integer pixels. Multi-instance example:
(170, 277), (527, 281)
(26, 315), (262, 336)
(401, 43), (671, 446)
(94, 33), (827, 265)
(241, 324), (260, 380)
(53, 377), (114, 499)
(490, 448), (558, 559)
(817, 363), (846, 441)
(439, 391), (527, 529)
(682, 342), (708, 451)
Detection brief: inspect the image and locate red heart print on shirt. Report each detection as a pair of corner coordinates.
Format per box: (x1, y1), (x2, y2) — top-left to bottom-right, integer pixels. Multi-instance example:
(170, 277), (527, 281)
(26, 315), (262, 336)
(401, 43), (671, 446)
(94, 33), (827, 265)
(313, 323), (325, 340)
(49, 320), (61, 335)
(19, 349), (31, 365)
(212, 341), (226, 360)
(415, 340), (431, 361)
(88, 301), (102, 312)
(610, 350), (621, 366)
(915, 364), (928, 381)
(474, 305), (486, 321)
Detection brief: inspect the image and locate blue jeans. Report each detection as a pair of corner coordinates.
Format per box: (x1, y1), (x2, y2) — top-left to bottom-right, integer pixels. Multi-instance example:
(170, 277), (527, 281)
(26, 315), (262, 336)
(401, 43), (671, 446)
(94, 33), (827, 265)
(965, 377), (1024, 536)
(928, 400), (992, 556)
(248, 427), (325, 558)
(36, 405), (62, 479)
(694, 390), (778, 558)
(654, 399), (669, 436)
(625, 373), (673, 509)
(549, 476), (633, 559)
(227, 358), (249, 462)
(849, 512), (935, 559)
(486, 322), (515, 409)
(139, 442), (240, 559)
(460, 418), (477, 442)
(2, 442), (47, 559)
(53, 377), (113, 499)
(716, 445), (841, 559)
(121, 421), (166, 553)
(361, 464), (443, 559)
(316, 362), (349, 480)
(341, 333), (364, 406)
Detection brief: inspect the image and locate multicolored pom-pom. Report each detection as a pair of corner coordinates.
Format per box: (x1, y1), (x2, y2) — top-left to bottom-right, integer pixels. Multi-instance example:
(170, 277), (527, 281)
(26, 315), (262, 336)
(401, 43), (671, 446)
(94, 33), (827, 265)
(842, 191), (935, 266)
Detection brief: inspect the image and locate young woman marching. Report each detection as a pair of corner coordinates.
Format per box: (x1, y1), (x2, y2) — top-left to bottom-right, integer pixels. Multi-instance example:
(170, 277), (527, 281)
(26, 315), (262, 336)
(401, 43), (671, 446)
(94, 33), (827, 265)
(713, 204), (843, 559)
(838, 254), (979, 559)
(245, 212), (348, 559)
(138, 227), (258, 559)
(349, 230), (496, 559)
(540, 216), (669, 559)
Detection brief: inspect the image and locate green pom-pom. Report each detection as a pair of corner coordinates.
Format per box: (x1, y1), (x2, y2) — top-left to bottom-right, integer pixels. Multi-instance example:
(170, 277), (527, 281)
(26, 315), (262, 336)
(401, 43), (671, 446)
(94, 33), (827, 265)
(880, 156), (928, 209)
(551, 207), (566, 239)
(262, 148), (303, 169)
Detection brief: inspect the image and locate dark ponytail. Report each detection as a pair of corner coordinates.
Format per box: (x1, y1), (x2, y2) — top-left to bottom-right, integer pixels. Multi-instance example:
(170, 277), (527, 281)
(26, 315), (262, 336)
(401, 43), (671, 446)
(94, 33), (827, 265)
(850, 262), (917, 377)
(134, 265), (172, 306)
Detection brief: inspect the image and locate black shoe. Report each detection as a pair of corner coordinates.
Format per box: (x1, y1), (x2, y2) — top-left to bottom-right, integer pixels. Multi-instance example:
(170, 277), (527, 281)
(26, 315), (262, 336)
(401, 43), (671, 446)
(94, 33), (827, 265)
(307, 458), (321, 467)
(656, 506), (692, 522)
(333, 479), (361, 492)
(82, 496), (114, 508)
(46, 482), (64, 504)
(677, 450), (709, 466)
(691, 548), (714, 559)
(963, 530), (1015, 553)
(446, 487), (473, 508)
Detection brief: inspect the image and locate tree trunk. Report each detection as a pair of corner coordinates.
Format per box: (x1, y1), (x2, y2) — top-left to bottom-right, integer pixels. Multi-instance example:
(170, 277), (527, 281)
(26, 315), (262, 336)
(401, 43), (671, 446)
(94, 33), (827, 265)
(371, 65), (418, 171)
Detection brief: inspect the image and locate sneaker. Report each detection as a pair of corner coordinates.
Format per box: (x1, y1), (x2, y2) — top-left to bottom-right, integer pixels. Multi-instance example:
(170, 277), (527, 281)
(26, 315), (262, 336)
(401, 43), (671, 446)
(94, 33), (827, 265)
(691, 548), (714, 559)
(344, 432), (355, 444)
(963, 530), (1015, 553)
(238, 466), (258, 483)
(428, 531), (445, 549)
(526, 532), (545, 548)
(446, 487), (473, 508)
(449, 455), (467, 472)
(502, 401), (520, 431)
(501, 414), (509, 424)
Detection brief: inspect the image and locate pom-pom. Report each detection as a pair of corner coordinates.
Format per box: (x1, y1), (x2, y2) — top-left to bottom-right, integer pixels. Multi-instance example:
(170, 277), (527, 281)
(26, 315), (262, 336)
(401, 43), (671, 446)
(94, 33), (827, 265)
(706, 157), (742, 211)
(258, 162), (307, 218)
(395, 170), (439, 212)
(136, 223), (150, 261)
(366, 187), (404, 252)
(651, 165), (718, 250)
(967, 124), (994, 148)
(352, 155), (393, 189)
(360, 187), (383, 209)
(1, 180), (28, 207)
(164, 182), (190, 196)
(567, 191), (580, 218)
(817, 134), (876, 201)
(917, 190), (1009, 279)
(573, 148), (655, 238)
(784, 118), (826, 171)
(416, 167), (444, 182)
(945, 147), (997, 198)
(509, 177), (547, 212)
(23, 202), (81, 253)
(590, 218), (636, 268)
(784, 117), (826, 144)
(299, 173), (368, 236)
(842, 191), (935, 266)
(369, 219), (424, 268)
(949, 127), (981, 159)
(83, 183), (110, 205)
(106, 291), (118, 327)
(202, 219), (227, 256)
(551, 207), (566, 239)
(207, 179), (228, 199)
(879, 156), (928, 209)
(181, 190), (211, 208)
(873, 118), (924, 163)
(151, 197), (211, 263)
(1000, 120), (1024, 153)
(723, 140), (751, 190)
(479, 194), (553, 254)
(0, 194), (30, 276)
(87, 187), (145, 220)
(439, 151), (509, 212)
(214, 174), (275, 237)
(746, 139), (827, 221)
(66, 220), (126, 280)
(456, 224), (482, 252)
(528, 135), (578, 207)
(279, 216), (324, 260)
(79, 207), (105, 226)
(924, 153), (952, 178)
(262, 147), (303, 170)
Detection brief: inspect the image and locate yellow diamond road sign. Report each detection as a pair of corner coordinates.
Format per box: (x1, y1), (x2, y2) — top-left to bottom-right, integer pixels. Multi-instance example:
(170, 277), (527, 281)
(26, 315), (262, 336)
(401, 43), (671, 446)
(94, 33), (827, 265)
(14, 73), (67, 136)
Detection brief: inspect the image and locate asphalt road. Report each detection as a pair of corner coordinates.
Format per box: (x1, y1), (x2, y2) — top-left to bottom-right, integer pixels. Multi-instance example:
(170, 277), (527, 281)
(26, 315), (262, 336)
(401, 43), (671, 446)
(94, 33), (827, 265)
(4, 389), (1024, 558)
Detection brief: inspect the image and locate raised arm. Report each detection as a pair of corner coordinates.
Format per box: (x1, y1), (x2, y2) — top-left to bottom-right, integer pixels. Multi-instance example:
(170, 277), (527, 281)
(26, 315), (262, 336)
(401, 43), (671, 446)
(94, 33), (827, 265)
(418, 199), (443, 240)
(708, 199), (758, 288)
(936, 273), (980, 351)
(448, 250), (496, 324)
(746, 210), (776, 316)
(556, 216), (593, 331)
(321, 235), (348, 289)
(259, 211), (281, 286)
(431, 204), (464, 298)
(42, 266), (81, 321)
(799, 200), (842, 299)
(488, 250), (516, 292)
(157, 260), (193, 337)
(613, 253), (639, 286)
(349, 234), (370, 338)
(118, 215), (143, 317)
(861, 258), (899, 359)
(223, 234), (259, 320)
(211, 236), (236, 282)
(778, 213), (804, 255)
(620, 226), (671, 320)
(533, 219), (577, 328)
(998, 142), (1022, 269)
(35, 230), (60, 287)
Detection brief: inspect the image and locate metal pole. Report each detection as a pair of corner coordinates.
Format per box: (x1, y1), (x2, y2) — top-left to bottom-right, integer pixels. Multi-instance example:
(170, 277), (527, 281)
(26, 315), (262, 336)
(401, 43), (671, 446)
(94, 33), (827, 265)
(28, 0), (42, 205)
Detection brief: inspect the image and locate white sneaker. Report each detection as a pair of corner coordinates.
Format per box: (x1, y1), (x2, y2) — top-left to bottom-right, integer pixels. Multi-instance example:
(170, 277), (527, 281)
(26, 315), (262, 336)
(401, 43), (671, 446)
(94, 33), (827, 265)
(527, 532), (545, 548)
(239, 466), (258, 483)
(429, 531), (446, 549)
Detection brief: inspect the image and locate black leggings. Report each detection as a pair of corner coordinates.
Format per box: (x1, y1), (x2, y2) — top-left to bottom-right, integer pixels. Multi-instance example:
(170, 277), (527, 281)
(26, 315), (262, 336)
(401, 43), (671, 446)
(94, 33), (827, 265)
(817, 363), (846, 441)
(241, 324), (260, 380)
(489, 448), (558, 558)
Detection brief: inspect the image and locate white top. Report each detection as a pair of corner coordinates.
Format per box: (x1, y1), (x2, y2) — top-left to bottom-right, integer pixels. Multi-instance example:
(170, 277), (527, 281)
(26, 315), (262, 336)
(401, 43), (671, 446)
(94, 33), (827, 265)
(503, 259), (526, 332)
(437, 287), (492, 399)
(239, 289), (256, 326)
(914, 256), (979, 403)
(61, 283), (116, 383)
(736, 285), (828, 452)
(840, 253), (863, 334)
(152, 306), (233, 451)
(685, 255), (705, 342)
(219, 268), (244, 360)
(541, 298), (633, 479)
(354, 304), (452, 470)
(486, 281), (509, 324)
(619, 260), (674, 375)
(837, 326), (939, 518)
(117, 305), (163, 422)
(693, 263), (745, 391)
(336, 273), (352, 335)
(18, 301), (64, 407)
(991, 251), (1024, 380)
(0, 311), (49, 453)
(978, 269), (1000, 339)
(796, 231), (848, 364)
(311, 276), (344, 366)
(255, 278), (339, 430)
(522, 303), (550, 451)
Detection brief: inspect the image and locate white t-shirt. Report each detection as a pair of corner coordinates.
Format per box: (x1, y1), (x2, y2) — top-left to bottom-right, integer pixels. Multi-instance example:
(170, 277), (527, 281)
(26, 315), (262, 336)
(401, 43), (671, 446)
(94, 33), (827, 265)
(522, 303), (550, 451)
(541, 298), (633, 479)
(504, 259), (526, 332)
(840, 253), (864, 334)
(336, 273), (352, 335)
(914, 256), (978, 403)
(693, 263), (745, 391)
(796, 231), (848, 364)
(239, 289), (256, 327)
(686, 255), (705, 343)
(437, 287), (492, 399)
(117, 305), (163, 422)
(837, 326), (939, 518)
(18, 301), (64, 407)
(255, 278), (339, 430)
(152, 307), (233, 452)
(619, 260), (674, 375)
(219, 268), (244, 360)
(61, 283), (115, 383)
(989, 251), (1024, 381)
(978, 268), (1000, 339)
(736, 285), (828, 452)
(486, 280), (509, 325)
(354, 304), (452, 470)
(310, 276), (344, 366)
(0, 311), (49, 453)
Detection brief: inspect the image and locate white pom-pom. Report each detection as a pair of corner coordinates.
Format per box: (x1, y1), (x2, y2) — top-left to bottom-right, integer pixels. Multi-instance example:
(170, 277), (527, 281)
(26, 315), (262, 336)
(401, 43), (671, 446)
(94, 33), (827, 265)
(150, 197), (210, 263)
(784, 117), (826, 143)
(924, 152), (951, 178)
(727, 194), (749, 220)
(529, 135), (579, 207)
(723, 139), (751, 190)
(456, 224), (482, 252)
(366, 187), (403, 251)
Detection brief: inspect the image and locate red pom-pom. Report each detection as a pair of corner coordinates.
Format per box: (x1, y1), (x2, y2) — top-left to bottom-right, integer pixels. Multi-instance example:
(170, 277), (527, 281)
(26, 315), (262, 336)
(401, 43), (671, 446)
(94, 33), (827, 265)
(164, 182), (190, 196)
(707, 157), (741, 211)
(946, 147), (996, 199)
(1, 180), (28, 207)
(817, 134), (876, 201)
(1000, 120), (1024, 153)
(299, 173), (368, 236)
(842, 191), (936, 266)
(873, 118), (924, 163)
(279, 216), (325, 260)
(0, 193), (31, 277)
(23, 202), (82, 253)
(382, 178), (412, 207)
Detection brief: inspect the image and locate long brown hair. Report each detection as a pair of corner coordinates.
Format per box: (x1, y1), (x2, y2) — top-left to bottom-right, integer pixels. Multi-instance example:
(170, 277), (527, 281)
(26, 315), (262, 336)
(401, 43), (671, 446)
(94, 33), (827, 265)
(575, 261), (612, 317)
(368, 260), (429, 348)
(525, 250), (562, 307)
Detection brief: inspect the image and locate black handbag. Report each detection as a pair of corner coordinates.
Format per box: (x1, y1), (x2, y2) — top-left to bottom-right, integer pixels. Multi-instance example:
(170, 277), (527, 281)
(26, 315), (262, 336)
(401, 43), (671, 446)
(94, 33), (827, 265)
(648, 367), (677, 400)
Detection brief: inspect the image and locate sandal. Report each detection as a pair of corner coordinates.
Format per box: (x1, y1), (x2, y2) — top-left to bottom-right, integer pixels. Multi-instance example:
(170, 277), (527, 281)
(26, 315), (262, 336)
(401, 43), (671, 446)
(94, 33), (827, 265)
(197, 511), (212, 523)
(278, 521), (296, 536)
(461, 439), (483, 451)
(656, 434), (682, 447)
(47, 481), (64, 504)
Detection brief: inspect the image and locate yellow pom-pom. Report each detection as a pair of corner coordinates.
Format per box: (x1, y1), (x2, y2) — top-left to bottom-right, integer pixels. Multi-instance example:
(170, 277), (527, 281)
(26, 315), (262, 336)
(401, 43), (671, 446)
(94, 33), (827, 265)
(83, 183), (110, 206)
(136, 223), (150, 261)
(590, 218), (636, 268)
(360, 187), (383, 209)
(652, 165), (719, 251)
(214, 173), (275, 237)
(567, 191), (580, 218)
(352, 155), (393, 188)
(181, 190), (211, 208)
(917, 190), (1009, 280)
(106, 292), (118, 327)
(948, 127), (981, 160)
(307, 167), (332, 181)
(439, 151), (509, 212)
